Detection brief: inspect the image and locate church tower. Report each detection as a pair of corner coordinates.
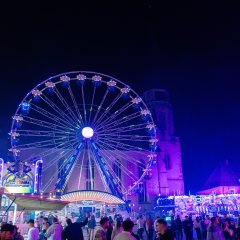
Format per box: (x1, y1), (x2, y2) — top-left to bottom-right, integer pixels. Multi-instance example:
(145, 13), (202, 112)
(143, 89), (185, 199)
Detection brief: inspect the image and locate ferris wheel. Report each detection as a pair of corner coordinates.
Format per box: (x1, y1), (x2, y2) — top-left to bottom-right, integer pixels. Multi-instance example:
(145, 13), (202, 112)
(9, 71), (157, 201)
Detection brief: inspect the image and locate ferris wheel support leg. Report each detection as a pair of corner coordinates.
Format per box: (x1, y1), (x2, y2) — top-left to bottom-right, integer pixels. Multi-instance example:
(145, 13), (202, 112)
(91, 143), (130, 212)
(55, 142), (83, 195)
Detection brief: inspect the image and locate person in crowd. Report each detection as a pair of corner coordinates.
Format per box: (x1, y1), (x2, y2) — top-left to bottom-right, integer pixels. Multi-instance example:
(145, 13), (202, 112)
(111, 220), (123, 240)
(88, 215), (96, 240)
(194, 216), (201, 240)
(13, 225), (24, 240)
(207, 217), (224, 240)
(63, 216), (88, 240)
(183, 215), (193, 240)
(222, 214), (230, 225)
(175, 215), (183, 240)
(27, 219), (39, 240)
(236, 216), (240, 239)
(136, 215), (145, 240)
(146, 215), (154, 240)
(113, 219), (135, 240)
(38, 216), (44, 230)
(155, 219), (174, 240)
(228, 220), (236, 239)
(107, 216), (114, 240)
(45, 217), (63, 240)
(222, 221), (234, 240)
(204, 215), (211, 229)
(200, 217), (207, 240)
(0, 223), (14, 240)
(94, 217), (109, 240)
(47, 213), (54, 225)
(39, 222), (49, 240)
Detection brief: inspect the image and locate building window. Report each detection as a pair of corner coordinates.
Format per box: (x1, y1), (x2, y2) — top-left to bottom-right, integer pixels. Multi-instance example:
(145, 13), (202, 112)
(164, 153), (171, 169)
(138, 160), (147, 203)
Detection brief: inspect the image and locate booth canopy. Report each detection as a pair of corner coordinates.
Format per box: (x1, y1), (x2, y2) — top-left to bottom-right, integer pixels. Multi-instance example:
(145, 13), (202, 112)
(5, 193), (69, 211)
(61, 190), (125, 204)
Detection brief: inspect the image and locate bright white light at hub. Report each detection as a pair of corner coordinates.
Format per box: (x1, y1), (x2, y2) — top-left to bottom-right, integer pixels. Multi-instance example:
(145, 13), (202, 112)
(82, 127), (94, 138)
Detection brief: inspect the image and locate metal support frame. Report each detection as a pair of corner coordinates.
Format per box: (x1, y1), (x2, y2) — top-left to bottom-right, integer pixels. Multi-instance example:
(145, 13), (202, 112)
(55, 143), (83, 193)
(92, 143), (130, 212)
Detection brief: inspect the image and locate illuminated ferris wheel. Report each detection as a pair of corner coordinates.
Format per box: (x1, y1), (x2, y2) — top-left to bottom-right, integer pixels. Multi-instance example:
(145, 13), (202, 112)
(9, 71), (157, 201)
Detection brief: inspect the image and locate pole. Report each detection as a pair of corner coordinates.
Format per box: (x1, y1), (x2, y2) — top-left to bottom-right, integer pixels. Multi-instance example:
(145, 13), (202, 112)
(15, 208), (25, 224)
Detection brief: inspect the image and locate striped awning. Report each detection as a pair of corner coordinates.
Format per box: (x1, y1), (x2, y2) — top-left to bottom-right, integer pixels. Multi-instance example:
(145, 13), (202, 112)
(61, 190), (125, 204)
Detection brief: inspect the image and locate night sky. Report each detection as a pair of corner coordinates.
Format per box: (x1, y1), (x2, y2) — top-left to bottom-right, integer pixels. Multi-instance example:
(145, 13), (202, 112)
(0, 1), (240, 193)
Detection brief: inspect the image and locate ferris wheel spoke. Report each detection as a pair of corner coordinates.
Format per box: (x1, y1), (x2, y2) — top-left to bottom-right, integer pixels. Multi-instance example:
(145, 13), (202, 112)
(98, 133), (152, 141)
(93, 93), (121, 127)
(43, 148), (75, 172)
(93, 151), (128, 193)
(54, 88), (80, 124)
(96, 140), (148, 169)
(86, 141), (94, 190)
(97, 137), (147, 152)
(42, 150), (74, 192)
(30, 103), (76, 129)
(16, 129), (75, 137)
(18, 135), (79, 165)
(95, 143), (139, 183)
(92, 88), (109, 124)
(21, 116), (74, 132)
(96, 111), (141, 132)
(96, 122), (150, 135)
(90, 142), (127, 189)
(41, 94), (77, 127)
(68, 86), (84, 127)
(94, 101), (133, 130)
(77, 142), (86, 190)
(16, 135), (77, 149)
(88, 85), (96, 125)
(55, 142), (84, 192)
(81, 86), (87, 123)
(89, 145), (110, 192)
(90, 143), (124, 197)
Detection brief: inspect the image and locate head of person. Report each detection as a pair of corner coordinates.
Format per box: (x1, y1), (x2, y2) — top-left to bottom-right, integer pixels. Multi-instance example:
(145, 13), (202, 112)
(66, 218), (72, 226)
(116, 220), (122, 228)
(1, 223), (14, 240)
(176, 215), (180, 219)
(156, 219), (168, 234)
(185, 215), (189, 220)
(211, 217), (219, 226)
(43, 217), (49, 224)
(28, 219), (35, 228)
(206, 215), (210, 219)
(42, 222), (50, 230)
(224, 214), (227, 218)
(196, 216), (200, 222)
(122, 220), (134, 233)
(100, 217), (109, 229)
(53, 217), (59, 224)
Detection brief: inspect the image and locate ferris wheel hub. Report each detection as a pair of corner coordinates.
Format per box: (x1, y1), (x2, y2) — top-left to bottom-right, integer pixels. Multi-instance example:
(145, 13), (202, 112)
(81, 127), (94, 138)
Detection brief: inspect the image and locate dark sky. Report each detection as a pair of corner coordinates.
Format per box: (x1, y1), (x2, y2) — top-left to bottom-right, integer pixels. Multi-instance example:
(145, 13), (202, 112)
(0, 1), (240, 193)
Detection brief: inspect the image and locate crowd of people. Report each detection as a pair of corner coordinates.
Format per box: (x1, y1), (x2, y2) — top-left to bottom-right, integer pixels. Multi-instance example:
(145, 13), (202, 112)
(156, 213), (240, 240)
(0, 212), (240, 240)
